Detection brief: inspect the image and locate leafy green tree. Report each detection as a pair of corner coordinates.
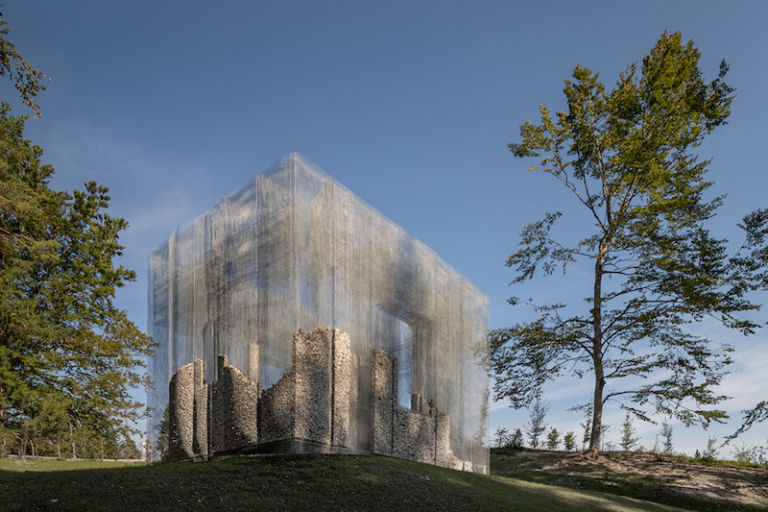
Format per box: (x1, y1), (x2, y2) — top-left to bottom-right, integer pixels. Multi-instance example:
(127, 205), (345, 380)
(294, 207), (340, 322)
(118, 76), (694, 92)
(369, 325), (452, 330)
(563, 431), (576, 452)
(526, 398), (548, 449)
(0, 105), (153, 451)
(0, 11), (47, 117)
(546, 427), (560, 450)
(488, 31), (767, 457)
(620, 412), (639, 451)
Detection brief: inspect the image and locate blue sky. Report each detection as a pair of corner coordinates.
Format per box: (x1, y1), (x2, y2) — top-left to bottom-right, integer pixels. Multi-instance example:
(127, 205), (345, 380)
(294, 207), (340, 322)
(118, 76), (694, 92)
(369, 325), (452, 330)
(3, 0), (767, 456)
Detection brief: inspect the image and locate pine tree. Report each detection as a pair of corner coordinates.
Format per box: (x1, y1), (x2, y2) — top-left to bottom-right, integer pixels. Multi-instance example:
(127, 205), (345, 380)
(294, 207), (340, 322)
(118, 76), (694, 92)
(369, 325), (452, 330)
(510, 428), (524, 449)
(563, 431), (576, 451)
(546, 427), (560, 450)
(494, 427), (511, 448)
(526, 398), (548, 449)
(620, 412), (639, 451)
(661, 422), (674, 454)
(0, 105), (153, 450)
(702, 436), (719, 460)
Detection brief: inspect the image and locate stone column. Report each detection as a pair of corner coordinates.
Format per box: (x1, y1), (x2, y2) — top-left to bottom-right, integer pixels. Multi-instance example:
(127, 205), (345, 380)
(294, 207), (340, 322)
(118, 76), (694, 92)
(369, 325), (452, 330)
(192, 359), (208, 459)
(331, 329), (352, 447)
(293, 328), (332, 444)
(168, 362), (195, 460)
(371, 349), (395, 455)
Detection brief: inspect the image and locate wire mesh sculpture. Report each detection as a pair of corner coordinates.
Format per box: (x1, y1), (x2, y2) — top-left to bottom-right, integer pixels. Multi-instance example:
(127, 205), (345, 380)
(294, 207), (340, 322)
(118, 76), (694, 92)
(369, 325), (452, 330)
(148, 153), (489, 471)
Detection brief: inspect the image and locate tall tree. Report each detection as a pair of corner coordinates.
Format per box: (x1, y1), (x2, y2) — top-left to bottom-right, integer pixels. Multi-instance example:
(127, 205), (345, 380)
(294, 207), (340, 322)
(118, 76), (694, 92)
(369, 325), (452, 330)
(489, 31), (765, 457)
(0, 104), (153, 449)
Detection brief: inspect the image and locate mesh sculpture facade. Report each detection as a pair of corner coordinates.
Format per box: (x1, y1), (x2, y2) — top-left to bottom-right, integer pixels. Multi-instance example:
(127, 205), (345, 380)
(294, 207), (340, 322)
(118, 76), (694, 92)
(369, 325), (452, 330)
(148, 154), (489, 472)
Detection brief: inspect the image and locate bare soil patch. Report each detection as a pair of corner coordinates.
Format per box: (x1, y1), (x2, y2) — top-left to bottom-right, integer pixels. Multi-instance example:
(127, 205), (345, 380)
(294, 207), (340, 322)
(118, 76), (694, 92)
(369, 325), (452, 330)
(492, 448), (768, 511)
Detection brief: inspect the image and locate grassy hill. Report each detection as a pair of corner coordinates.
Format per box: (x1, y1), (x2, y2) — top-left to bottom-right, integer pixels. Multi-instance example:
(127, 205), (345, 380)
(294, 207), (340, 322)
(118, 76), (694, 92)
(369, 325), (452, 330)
(1, 451), (765, 511)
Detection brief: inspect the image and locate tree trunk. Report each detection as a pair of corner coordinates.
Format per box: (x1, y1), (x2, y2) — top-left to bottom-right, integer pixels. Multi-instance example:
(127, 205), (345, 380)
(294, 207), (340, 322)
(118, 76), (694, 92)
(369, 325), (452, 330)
(586, 242), (606, 458)
(20, 427), (27, 460)
(69, 422), (77, 460)
(587, 367), (605, 457)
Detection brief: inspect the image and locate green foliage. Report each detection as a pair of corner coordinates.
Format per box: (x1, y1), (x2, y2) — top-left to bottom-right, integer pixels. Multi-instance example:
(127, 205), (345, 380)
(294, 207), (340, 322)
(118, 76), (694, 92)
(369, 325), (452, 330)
(489, 31), (768, 455)
(154, 406), (169, 461)
(563, 431), (576, 451)
(526, 398), (548, 449)
(510, 428), (524, 449)
(0, 11), (47, 117)
(702, 436), (719, 460)
(580, 405), (592, 450)
(546, 428), (560, 450)
(494, 427), (511, 448)
(620, 412), (639, 451)
(732, 443), (767, 465)
(0, 105), (153, 455)
(660, 422), (674, 454)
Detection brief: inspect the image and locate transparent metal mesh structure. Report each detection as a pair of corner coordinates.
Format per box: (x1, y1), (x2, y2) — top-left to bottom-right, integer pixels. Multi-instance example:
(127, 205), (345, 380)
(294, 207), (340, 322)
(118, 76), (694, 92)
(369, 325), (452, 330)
(148, 153), (489, 469)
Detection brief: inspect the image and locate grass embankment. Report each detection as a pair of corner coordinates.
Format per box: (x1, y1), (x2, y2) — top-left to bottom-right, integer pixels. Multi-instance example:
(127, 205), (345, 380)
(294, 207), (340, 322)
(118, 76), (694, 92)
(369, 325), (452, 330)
(492, 447), (768, 512)
(1, 454), (689, 512)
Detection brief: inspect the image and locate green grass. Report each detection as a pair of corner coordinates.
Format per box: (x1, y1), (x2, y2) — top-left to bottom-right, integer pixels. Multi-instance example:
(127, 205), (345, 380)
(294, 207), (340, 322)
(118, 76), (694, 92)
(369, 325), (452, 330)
(0, 457), (143, 472)
(0, 455), (692, 511)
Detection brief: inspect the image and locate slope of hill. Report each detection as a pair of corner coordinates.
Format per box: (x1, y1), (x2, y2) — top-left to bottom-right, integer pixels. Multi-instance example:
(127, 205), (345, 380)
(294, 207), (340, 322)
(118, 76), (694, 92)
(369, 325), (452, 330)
(492, 448), (768, 511)
(1, 454), (691, 512)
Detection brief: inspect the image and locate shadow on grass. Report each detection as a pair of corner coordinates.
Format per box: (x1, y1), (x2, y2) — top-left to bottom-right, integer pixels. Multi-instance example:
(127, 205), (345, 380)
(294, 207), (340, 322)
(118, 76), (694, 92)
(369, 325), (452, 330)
(0, 454), (693, 512)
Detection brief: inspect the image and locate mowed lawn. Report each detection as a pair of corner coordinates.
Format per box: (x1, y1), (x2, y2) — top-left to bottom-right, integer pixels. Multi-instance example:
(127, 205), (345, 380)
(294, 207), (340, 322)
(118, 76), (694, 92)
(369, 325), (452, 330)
(0, 454), (692, 512)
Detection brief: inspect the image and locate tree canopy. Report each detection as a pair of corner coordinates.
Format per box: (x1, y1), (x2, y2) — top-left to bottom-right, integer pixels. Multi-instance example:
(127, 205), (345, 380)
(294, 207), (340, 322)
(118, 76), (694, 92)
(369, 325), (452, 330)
(0, 11), (152, 457)
(489, 31), (768, 456)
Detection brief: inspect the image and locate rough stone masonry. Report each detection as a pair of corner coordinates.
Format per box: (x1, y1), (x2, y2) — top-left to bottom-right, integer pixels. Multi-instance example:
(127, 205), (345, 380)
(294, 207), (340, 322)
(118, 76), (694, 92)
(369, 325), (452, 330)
(168, 327), (477, 472)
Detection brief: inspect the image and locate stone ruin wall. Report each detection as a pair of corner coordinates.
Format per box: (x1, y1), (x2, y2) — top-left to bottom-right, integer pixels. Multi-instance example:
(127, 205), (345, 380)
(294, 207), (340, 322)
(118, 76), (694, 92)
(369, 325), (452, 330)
(168, 327), (476, 472)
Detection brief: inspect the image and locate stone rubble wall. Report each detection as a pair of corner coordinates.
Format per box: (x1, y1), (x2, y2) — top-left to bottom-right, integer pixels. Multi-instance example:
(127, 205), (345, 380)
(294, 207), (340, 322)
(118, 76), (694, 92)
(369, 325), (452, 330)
(293, 328), (332, 444)
(257, 367), (295, 444)
(167, 327), (473, 472)
(192, 360), (209, 460)
(209, 355), (259, 455)
(331, 329), (352, 447)
(435, 410), (463, 471)
(168, 362), (195, 461)
(392, 408), (435, 464)
(371, 349), (394, 456)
